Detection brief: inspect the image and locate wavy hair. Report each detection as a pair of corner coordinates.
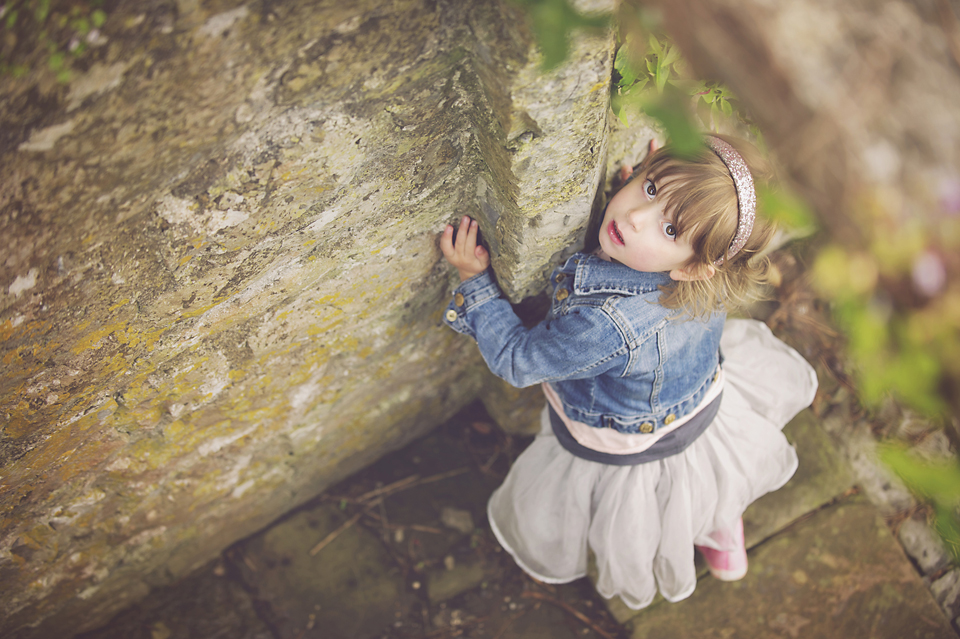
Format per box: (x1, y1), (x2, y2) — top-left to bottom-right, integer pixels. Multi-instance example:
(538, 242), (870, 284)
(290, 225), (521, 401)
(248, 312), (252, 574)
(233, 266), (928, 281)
(630, 135), (776, 318)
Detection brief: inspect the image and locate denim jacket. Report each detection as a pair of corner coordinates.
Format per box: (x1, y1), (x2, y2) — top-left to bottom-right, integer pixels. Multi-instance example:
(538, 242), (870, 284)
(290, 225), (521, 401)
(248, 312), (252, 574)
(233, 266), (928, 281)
(443, 252), (725, 434)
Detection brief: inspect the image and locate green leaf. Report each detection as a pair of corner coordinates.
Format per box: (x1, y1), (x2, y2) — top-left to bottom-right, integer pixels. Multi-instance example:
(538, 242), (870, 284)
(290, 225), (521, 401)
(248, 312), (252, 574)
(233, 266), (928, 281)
(640, 87), (701, 157)
(35, 0), (51, 24)
(5, 9), (17, 29)
(614, 47), (638, 87)
(521, 0), (610, 70)
(48, 51), (65, 72)
(92, 10), (107, 28)
(655, 58), (668, 93)
(756, 184), (817, 231)
(647, 33), (663, 58)
(662, 43), (681, 67)
(530, 2), (570, 68)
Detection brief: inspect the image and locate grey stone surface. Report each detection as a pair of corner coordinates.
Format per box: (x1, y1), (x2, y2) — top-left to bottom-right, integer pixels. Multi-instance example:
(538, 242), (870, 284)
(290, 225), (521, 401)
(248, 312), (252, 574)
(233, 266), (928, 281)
(0, 1), (614, 637)
(931, 569), (960, 621)
(427, 557), (487, 605)
(441, 506), (476, 534)
(900, 517), (952, 575)
(491, 0), (614, 301)
(627, 495), (956, 639)
(743, 408), (854, 547)
(234, 504), (407, 639)
(604, 407), (856, 625)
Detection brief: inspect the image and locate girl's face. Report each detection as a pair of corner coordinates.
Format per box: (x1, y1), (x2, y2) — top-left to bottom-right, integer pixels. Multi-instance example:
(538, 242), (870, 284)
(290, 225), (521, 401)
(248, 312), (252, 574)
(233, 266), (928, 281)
(597, 173), (698, 279)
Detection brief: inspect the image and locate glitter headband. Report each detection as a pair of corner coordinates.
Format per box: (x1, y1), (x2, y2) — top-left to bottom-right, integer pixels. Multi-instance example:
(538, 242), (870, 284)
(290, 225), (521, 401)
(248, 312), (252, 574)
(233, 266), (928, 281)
(705, 136), (756, 265)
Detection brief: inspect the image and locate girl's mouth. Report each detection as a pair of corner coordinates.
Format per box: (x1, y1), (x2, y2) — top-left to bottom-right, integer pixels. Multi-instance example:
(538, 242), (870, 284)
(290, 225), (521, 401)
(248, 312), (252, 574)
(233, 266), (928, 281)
(608, 221), (625, 246)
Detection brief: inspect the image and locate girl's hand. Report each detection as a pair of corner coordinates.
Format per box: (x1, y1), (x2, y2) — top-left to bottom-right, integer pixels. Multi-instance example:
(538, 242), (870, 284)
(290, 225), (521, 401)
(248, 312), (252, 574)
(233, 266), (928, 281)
(440, 216), (490, 281)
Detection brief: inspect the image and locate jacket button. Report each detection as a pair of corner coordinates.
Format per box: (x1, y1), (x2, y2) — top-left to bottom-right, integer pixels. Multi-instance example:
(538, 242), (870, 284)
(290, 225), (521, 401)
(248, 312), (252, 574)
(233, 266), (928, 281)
(445, 309), (458, 322)
(556, 288), (569, 301)
(454, 293), (465, 306)
(555, 273), (565, 283)
(664, 414), (676, 425)
(639, 422), (654, 434)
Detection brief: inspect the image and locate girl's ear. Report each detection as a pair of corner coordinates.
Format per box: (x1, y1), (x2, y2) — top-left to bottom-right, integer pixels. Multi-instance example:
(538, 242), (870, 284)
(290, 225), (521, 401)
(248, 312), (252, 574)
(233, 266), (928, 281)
(669, 262), (716, 282)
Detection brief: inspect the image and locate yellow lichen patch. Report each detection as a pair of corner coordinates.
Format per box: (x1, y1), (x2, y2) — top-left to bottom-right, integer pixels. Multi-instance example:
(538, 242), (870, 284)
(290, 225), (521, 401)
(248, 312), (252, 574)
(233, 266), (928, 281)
(0, 318), (19, 341)
(109, 299), (131, 312)
(71, 322), (129, 353)
(161, 420), (189, 441)
(4, 403), (37, 438)
(129, 402), (165, 431)
(127, 436), (181, 471)
(3, 346), (25, 368)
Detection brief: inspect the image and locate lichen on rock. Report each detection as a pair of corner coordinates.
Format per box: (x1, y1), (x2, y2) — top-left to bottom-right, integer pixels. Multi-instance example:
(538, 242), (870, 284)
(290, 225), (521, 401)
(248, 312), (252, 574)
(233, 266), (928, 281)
(0, 0), (615, 637)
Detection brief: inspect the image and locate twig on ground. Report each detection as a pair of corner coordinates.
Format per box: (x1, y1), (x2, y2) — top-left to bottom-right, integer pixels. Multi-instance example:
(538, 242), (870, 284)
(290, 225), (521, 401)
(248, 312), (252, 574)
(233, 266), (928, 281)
(376, 482), (391, 541)
(524, 574), (557, 593)
(520, 591), (616, 639)
(364, 510), (444, 534)
(481, 446), (501, 473)
(353, 467), (470, 504)
(409, 466), (470, 488)
(308, 498), (383, 556)
(240, 551), (258, 573)
(356, 474), (421, 503)
(309, 510), (364, 556)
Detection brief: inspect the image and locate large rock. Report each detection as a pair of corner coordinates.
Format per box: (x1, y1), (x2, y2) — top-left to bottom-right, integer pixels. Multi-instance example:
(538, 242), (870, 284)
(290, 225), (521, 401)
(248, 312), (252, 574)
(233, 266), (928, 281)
(0, 1), (613, 636)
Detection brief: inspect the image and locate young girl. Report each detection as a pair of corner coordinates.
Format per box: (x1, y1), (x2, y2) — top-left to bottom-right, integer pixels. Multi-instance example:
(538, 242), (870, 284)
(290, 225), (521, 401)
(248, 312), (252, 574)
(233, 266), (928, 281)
(439, 134), (817, 610)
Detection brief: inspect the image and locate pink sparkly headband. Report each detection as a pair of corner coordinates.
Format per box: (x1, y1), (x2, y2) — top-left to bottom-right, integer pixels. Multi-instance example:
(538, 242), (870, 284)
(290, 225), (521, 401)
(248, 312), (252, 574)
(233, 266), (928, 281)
(705, 136), (756, 265)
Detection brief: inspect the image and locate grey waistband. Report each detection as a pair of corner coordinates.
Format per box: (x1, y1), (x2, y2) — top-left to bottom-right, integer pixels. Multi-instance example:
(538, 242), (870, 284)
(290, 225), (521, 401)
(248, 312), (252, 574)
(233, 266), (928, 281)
(549, 392), (723, 465)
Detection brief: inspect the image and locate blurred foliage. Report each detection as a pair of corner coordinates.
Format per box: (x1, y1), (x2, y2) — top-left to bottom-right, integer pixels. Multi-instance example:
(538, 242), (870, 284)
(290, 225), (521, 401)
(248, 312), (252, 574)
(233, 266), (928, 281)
(0, 0), (106, 81)
(513, 0), (960, 557)
(510, 0), (610, 69)
(880, 444), (960, 561)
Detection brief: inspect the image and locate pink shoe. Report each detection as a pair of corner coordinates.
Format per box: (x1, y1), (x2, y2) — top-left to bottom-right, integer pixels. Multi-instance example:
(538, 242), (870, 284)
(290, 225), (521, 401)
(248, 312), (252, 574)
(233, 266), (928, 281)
(695, 518), (748, 581)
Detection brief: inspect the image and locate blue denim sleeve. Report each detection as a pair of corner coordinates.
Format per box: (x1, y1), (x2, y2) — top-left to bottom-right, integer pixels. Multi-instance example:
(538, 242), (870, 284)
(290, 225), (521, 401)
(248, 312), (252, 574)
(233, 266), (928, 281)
(442, 270), (627, 387)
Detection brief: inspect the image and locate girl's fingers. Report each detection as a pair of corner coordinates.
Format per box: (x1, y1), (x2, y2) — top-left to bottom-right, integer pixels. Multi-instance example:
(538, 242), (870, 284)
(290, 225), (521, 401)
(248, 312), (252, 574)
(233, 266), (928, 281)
(439, 225), (455, 257)
(457, 216), (472, 251)
(441, 216), (488, 277)
(464, 218), (479, 253)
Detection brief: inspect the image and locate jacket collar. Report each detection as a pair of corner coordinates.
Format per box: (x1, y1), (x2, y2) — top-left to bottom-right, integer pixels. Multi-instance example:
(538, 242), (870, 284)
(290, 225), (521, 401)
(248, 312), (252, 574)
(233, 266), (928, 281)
(568, 252), (673, 296)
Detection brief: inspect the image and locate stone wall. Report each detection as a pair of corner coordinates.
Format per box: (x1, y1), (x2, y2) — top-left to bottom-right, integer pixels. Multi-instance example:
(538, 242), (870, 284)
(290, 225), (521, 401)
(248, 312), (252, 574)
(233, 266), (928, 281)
(0, 1), (613, 636)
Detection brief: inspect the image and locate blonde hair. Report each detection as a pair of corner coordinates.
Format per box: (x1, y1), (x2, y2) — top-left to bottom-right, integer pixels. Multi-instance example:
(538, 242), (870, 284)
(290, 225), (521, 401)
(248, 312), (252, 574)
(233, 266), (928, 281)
(631, 135), (776, 317)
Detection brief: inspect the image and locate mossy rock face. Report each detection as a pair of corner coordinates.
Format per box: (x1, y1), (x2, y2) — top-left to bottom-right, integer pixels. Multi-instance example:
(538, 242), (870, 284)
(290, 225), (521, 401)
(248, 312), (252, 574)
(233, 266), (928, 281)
(0, 0), (613, 637)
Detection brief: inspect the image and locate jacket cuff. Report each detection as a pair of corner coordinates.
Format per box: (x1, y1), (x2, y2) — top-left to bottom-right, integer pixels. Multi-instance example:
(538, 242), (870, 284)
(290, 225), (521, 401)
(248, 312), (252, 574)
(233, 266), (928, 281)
(442, 269), (501, 333)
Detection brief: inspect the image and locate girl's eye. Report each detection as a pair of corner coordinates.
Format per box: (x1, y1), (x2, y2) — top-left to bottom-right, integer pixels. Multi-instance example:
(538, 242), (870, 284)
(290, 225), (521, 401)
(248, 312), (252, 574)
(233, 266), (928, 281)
(644, 179), (657, 198)
(661, 221), (677, 240)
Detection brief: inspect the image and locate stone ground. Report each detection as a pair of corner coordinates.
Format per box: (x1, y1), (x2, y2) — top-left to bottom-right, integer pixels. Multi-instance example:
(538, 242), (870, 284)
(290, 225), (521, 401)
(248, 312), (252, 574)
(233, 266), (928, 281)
(77, 393), (959, 639)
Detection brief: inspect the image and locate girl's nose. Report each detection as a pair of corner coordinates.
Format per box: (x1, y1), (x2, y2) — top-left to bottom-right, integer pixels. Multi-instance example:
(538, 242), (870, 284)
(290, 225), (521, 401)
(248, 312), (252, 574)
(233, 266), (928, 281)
(626, 206), (649, 230)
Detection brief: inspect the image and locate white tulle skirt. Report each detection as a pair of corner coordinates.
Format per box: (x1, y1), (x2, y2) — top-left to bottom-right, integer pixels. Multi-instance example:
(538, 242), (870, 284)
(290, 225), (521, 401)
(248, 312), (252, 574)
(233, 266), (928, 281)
(487, 319), (818, 609)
